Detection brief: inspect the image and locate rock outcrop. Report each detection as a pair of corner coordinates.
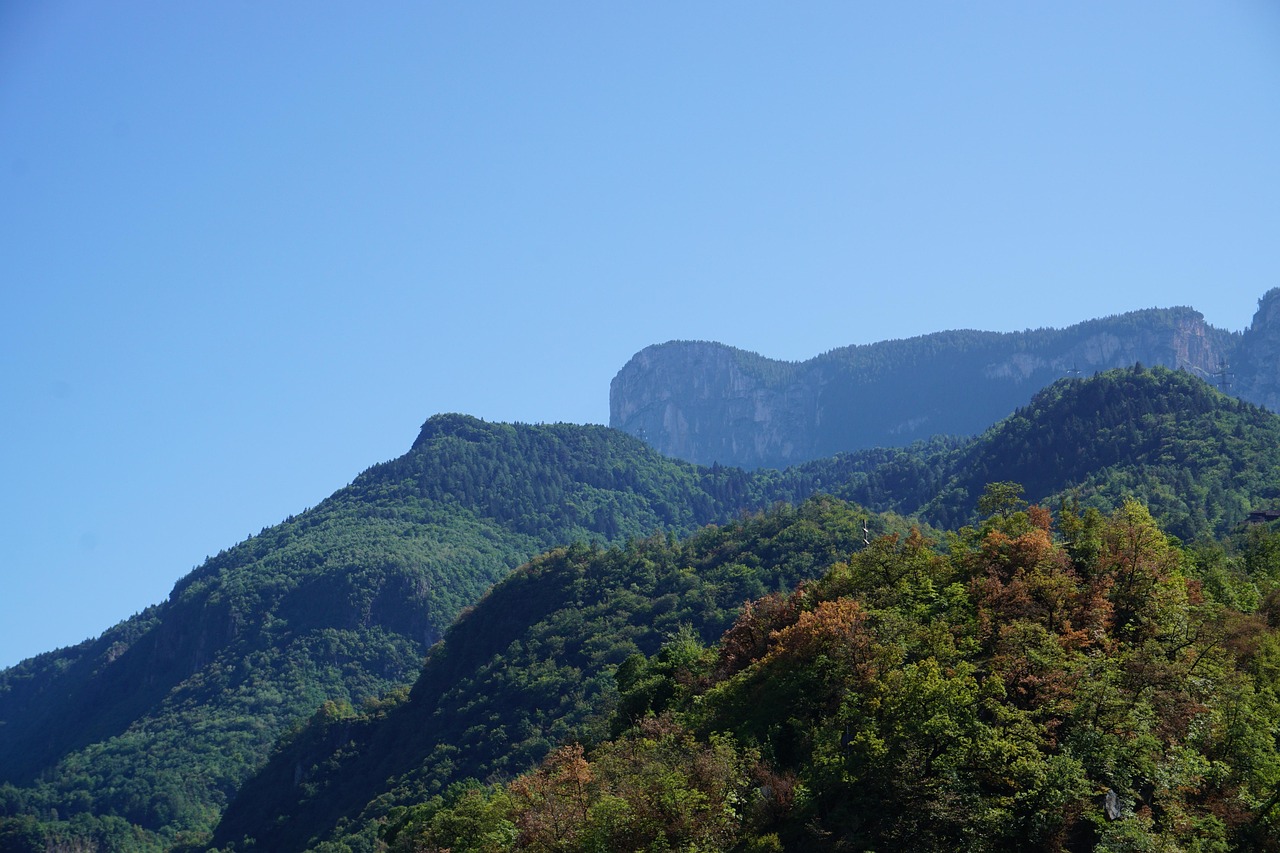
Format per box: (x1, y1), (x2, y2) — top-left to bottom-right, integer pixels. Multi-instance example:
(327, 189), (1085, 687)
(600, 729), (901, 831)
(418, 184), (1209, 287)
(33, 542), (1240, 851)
(1235, 289), (1280, 411)
(610, 300), (1270, 469)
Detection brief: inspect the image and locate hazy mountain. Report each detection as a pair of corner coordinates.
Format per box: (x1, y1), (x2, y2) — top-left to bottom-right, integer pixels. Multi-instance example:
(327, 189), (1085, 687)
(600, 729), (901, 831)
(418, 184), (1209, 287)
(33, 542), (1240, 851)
(610, 292), (1280, 469)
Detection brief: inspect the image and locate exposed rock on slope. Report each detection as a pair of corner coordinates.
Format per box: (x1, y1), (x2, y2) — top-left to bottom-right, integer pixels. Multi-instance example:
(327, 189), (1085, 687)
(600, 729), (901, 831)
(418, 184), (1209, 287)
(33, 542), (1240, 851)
(1235, 288), (1280, 411)
(610, 300), (1267, 468)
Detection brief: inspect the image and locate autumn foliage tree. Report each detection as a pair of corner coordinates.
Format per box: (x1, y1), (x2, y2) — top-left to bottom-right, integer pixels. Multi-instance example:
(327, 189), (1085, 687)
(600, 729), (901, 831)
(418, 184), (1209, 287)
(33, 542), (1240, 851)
(386, 487), (1280, 852)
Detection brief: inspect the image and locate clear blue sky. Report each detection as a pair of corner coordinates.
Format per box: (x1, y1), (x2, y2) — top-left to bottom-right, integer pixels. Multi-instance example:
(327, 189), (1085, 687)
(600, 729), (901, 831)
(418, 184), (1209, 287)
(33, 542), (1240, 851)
(2, 2), (1278, 668)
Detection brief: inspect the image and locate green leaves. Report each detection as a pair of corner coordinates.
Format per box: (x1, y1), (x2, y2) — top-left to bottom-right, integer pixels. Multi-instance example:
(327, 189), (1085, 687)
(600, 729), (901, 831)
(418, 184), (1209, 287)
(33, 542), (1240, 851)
(12, 364), (1280, 849)
(551, 499), (1280, 851)
(1, 422), (861, 848)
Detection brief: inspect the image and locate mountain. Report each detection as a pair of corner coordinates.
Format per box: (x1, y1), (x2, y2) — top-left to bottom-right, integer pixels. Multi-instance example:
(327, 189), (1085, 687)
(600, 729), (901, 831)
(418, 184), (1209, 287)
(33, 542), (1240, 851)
(369, 499), (1280, 852)
(1233, 288), (1280, 411)
(210, 368), (1280, 851)
(609, 294), (1280, 469)
(209, 498), (917, 852)
(8, 362), (1280, 850)
(0, 416), (837, 849)
(820, 365), (1280, 540)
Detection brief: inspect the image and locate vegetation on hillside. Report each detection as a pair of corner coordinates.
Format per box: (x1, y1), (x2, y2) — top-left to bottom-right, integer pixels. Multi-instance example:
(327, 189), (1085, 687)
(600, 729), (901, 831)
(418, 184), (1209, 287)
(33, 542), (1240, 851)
(822, 366), (1280, 541)
(0, 419), (838, 849)
(376, 492), (1280, 852)
(6, 367), (1280, 850)
(210, 499), (920, 851)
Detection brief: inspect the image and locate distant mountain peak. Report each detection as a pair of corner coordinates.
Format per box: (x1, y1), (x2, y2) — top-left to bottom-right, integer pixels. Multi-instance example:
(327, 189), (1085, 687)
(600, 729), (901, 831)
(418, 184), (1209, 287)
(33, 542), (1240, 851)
(610, 300), (1259, 469)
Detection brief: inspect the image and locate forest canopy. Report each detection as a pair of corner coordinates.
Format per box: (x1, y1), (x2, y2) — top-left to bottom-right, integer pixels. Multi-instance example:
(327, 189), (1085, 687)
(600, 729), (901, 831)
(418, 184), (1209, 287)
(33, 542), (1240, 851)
(224, 492), (1280, 852)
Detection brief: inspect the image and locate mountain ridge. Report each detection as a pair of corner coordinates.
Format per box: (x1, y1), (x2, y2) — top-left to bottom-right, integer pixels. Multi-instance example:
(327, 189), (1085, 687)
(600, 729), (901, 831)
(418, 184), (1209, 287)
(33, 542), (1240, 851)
(611, 294), (1280, 468)
(8, 340), (1280, 849)
(211, 367), (1280, 851)
(0, 415), (838, 848)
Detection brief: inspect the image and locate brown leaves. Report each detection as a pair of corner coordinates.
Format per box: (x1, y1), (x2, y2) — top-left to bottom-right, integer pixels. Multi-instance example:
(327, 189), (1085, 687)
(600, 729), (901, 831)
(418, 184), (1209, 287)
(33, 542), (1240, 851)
(763, 599), (878, 681)
(715, 590), (803, 679)
(969, 522), (1087, 649)
(508, 744), (593, 851)
(505, 719), (757, 852)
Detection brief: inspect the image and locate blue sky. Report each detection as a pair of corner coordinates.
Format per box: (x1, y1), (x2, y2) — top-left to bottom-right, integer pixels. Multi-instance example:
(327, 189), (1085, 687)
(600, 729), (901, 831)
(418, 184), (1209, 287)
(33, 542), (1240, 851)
(2, 2), (1278, 668)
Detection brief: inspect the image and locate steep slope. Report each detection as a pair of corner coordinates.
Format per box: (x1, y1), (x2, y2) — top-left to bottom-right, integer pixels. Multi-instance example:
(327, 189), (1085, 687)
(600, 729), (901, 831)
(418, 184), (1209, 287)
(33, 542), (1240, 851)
(393, 501), (1280, 852)
(10, 363), (1280, 850)
(611, 303), (1242, 468)
(0, 416), (834, 848)
(1233, 287), (1280, 411)
(825, 365), (1280, 540)
(211, 499), (919, 852)
(219, 363), (1280, 850)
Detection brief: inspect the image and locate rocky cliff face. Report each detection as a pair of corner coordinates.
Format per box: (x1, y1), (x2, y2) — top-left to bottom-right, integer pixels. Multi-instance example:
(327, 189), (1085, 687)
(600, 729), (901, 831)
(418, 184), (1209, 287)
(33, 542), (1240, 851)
(611, 303), (1257, 469)
(608, 343), (821, 467)
(1235, 289), (1280, 411)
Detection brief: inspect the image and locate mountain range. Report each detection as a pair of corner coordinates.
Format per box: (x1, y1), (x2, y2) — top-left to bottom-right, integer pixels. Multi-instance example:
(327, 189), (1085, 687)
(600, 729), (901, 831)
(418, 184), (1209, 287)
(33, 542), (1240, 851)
(611, 289), (1280, 468)
(5, 296), (1280, 851)
(0, 418), (824, 849)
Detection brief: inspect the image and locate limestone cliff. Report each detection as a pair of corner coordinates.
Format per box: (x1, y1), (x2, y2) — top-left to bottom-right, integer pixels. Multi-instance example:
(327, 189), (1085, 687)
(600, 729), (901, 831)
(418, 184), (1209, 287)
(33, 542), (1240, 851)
(1234, 288), (1280, 411)
(611, 304), (1253, 468)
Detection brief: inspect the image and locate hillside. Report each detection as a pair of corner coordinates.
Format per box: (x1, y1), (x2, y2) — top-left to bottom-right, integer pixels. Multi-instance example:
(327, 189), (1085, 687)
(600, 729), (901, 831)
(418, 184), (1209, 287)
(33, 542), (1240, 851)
(7, 367), (1280, 850)
(210, 499), (918, 851)
(820, 366), (1280, 540)
(0, 416), (835, 849)
(609, 293), (1280, 469)
(370, 499), (1280, 852)
(211, 369), (1280, 851)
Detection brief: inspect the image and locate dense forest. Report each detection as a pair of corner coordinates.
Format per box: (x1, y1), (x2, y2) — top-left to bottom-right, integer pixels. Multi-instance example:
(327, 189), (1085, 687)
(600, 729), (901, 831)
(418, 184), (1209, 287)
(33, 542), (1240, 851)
(0, 419), (834, 850)
(5, 367), (1280, 850)
(209, 499), (920, 851)
(369, 493), (1280, 852)
(830, 365), (1280, 539)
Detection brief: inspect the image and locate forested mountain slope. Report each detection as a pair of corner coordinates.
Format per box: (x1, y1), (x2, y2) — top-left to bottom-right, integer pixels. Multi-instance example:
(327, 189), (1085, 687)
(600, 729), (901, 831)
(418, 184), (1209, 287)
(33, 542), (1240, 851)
(7, 367), (1280, 850)
(374, 499), (1280, 852)
(0, 416), (837, 849)
(611, 293), (1280, 469)
(822, 366), (1280, 540)
(211, 368), (1280, 851)
(210, 499), (919, 851)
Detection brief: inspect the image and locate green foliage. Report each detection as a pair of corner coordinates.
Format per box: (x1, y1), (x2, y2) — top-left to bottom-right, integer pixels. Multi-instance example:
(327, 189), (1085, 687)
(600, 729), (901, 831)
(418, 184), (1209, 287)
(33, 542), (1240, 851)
(814, 366), (1280, 542)
(382, 719), (758, 853)
(0, 418), (863, 847)
(928, 366), (1280, 539)
(11, 365), (1280, 849)
(393, 498), (1280, 852)
(211, 499), (914, 851)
